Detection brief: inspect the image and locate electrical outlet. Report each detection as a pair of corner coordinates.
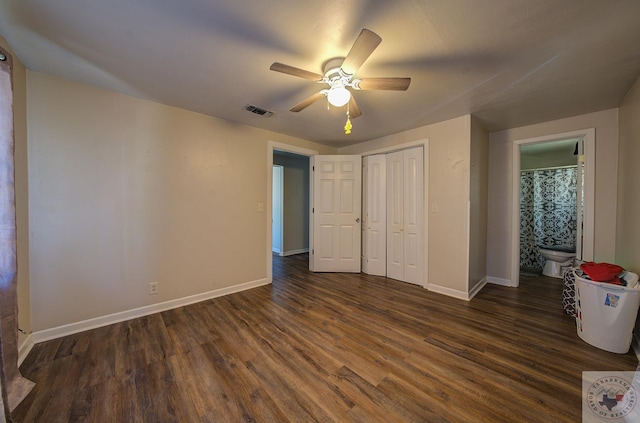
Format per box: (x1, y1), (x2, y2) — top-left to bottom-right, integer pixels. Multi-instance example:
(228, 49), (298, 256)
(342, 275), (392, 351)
(149, 282), (159, 295)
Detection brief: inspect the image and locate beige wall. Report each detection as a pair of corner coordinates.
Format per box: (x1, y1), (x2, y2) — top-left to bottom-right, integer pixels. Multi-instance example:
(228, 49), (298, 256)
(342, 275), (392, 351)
(273, 152), (310, 254)
(0, 37), (31, 347)
(21, 63), (637, 333)
(27, 71), (332, 331)
(617, 76), (640, 348)
(617, 76), (640, 273)
(339, 115), (472, 295)
(487, 109), (619, 281)
(521, 147), (577, 170)
(469, 117), (488, 291)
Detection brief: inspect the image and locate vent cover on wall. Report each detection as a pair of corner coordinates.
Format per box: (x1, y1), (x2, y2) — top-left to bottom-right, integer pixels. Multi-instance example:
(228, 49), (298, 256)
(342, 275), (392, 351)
(243, 104), (275, 117)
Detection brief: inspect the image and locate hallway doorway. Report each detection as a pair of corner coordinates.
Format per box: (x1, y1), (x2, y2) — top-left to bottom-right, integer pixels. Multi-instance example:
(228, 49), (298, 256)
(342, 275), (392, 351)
(266, 142), (317, 282)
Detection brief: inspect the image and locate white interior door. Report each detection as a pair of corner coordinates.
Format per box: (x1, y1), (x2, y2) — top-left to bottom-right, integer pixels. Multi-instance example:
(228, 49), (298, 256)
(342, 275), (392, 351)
(311, 155), (362, 272)
(402, 147), (424, 284)
(362, 155), (386, 276)
(386, 147), (424, 285)
(387, 151), (404, 281)
(272, 165), (283, 255)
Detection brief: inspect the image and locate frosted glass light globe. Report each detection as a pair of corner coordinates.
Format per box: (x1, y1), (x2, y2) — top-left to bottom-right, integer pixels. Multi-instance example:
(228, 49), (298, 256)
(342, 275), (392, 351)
(327, 86), (351, 107)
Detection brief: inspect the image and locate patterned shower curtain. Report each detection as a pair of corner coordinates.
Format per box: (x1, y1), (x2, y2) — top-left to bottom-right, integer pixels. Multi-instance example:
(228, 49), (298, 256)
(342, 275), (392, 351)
(520, 167), (577, 269)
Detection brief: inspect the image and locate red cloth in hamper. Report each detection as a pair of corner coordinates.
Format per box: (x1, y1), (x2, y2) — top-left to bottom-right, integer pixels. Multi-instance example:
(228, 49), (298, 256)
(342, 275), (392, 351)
(580, 262), (625, 284)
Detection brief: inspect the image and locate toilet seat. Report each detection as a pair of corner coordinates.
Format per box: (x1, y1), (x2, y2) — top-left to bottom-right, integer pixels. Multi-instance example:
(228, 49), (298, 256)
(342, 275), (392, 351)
(538, 244), (576, 254)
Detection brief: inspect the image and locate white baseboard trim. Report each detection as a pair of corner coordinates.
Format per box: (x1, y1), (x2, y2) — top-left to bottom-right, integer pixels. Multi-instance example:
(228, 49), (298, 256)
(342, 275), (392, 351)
(486, 276), (515, 287)
(31, 277), (270, 345)
(468, 278), (487, 300)
(428, 284), (471, 301)
(283, 248), (309, 256)
(18, 334), (34, 366)
(428, 278), (487, 301)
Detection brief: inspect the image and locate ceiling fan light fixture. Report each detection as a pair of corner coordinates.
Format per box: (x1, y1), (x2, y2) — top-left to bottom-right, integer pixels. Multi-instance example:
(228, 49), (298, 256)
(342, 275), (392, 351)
(327, 86), (351, 107)
(270, 29), (408, 119)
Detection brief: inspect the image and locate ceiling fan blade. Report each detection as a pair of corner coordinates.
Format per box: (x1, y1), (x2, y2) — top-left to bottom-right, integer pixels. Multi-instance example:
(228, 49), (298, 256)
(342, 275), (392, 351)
(290, 92), (326, 112)
(341, 29), (382, 75)
(270, 62), (323, 81)
(355, 77), (411, 91)
(348, 96), (362, 119)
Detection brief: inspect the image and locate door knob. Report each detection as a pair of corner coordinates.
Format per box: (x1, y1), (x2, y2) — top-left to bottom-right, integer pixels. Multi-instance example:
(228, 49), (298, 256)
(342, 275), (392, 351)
(356, 218), (361, 223)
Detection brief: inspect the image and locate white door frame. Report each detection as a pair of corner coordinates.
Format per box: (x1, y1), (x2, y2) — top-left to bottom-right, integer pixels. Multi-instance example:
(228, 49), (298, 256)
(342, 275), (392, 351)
(361, 138), (429, 287)
(510, 128), (595, 287)
(267, 141), (318, 283)
(272, 165), (284, 255)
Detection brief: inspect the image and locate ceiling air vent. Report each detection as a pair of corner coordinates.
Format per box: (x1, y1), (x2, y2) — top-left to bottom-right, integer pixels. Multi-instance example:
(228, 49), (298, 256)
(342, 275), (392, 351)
(243, 104), (275, 117)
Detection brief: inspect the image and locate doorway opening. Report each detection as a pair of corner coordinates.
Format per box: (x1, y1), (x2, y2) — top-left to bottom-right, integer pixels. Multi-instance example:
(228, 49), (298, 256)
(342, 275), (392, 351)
(511, 129), (595, 287)
(272, 152), (310, 257)
(266, 142), (317, 283)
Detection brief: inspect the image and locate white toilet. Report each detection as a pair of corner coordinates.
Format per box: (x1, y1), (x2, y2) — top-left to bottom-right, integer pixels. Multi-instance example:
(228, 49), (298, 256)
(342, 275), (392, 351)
(538, 245), (576, 278)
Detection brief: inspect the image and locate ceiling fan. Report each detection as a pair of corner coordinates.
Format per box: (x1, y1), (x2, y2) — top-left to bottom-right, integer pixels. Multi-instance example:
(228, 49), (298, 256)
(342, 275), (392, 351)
(269, 29), (410, 132)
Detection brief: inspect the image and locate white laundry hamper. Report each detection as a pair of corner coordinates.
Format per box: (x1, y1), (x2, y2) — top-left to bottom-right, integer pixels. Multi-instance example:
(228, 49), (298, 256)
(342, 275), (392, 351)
(575, 271), (640, 354)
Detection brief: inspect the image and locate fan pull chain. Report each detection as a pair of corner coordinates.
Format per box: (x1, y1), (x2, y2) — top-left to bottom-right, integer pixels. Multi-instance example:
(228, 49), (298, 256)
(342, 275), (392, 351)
(344, 113), (352, 134)
(344, 104), (352, 135)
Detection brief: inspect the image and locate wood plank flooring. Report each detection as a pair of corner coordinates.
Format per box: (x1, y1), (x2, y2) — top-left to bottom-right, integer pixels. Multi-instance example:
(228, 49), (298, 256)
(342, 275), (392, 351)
(14, 253), (639, 422)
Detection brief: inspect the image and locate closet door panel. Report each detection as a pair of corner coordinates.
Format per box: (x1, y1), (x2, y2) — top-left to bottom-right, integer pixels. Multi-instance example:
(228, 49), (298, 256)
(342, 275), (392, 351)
(362, 158), (369, 272)
(387, 151), (404, 281)
(363, 156), (387, 276)
(403, 147), (424, 285)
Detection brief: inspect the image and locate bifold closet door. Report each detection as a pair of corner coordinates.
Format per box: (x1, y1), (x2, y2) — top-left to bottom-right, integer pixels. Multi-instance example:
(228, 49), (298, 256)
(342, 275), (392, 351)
(362, 155), (386, 276)
(386, 147), (424, 285)
(387, 151), (404, 281)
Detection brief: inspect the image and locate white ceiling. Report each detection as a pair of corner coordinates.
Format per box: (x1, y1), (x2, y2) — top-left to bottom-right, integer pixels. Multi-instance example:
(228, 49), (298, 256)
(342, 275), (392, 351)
(1, 0), (640, 147)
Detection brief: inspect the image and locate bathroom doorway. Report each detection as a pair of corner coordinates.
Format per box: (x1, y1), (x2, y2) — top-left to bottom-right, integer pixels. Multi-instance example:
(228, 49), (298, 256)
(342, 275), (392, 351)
(519, 139), (580, 276)
(510, 129), (595, 287)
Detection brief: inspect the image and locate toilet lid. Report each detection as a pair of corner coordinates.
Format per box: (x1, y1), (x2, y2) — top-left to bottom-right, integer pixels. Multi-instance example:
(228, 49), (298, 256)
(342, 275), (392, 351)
(538, 245), (576, 253)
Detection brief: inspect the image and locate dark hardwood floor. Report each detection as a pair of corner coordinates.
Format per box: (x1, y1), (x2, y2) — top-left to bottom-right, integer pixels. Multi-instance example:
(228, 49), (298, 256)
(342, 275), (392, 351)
(14, 253), (639, 422)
